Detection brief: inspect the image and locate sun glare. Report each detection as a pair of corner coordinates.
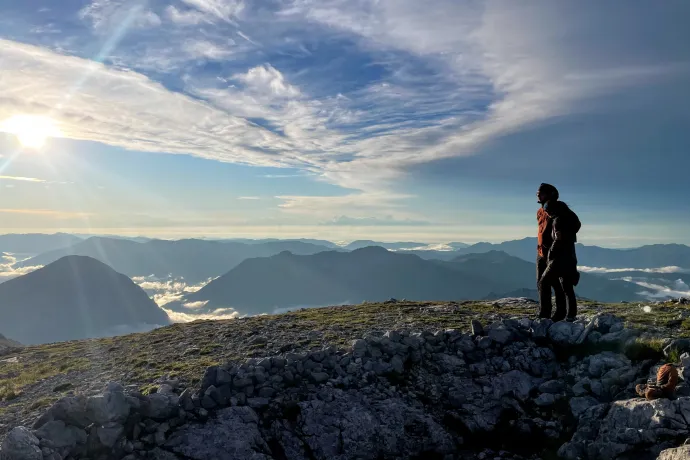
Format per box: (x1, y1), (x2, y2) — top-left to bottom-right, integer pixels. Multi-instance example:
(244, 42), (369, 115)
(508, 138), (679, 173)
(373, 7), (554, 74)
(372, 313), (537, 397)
(0, 115), (62, 149)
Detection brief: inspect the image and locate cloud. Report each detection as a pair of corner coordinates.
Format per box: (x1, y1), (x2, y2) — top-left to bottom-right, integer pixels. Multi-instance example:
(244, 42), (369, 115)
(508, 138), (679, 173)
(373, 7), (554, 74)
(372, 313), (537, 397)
(579, 266), (690, 274)
(233, 64), (301, 98)
(1, 0), (688, 222)
(237, 196), (260, 200)
(180, 0), (244, 23)
(161, 307), (240, 322)
(0, 176), (72, 185)
(79, 0), (161, 31)
(321, 215), (432, 226)
(620, 277), (690, 300)
(276, 192), (415, 218)
(182, 39), (235, 60)
(132, 275), (215, 306)
(165, 5), (209, 25)
(0, 176), (46, 183)
(182, 300), (209, 309)
(0, 208), (92, 218)
(0, 253), (42, 281)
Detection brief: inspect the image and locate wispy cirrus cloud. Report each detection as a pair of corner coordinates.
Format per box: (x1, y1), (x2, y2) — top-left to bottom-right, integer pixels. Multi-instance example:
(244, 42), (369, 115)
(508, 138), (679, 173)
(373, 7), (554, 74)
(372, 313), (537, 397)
(0, 208), (92, 218)
(0, 175), (73, 185)
(321, 215), (432, 226)
(0, 0), (688, 226)
(0, 175), (46, 183)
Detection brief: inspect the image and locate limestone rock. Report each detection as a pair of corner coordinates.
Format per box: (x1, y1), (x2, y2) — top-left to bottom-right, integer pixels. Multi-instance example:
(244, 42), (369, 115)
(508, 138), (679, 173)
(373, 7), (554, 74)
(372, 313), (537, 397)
(471, 320), (484, 337)
(86, 383), (130, 425)
(657, 445), (690, 460)
(275, 390), (455, 460)
(488, 325), (514, 345)
(166, 406), (272, 459)
(569, 396), (600, 419)
(0, 427), (42, 460)
(34, 420), (87, 450)
(548, 322), (585, 346)
(531, 319), (552, 340)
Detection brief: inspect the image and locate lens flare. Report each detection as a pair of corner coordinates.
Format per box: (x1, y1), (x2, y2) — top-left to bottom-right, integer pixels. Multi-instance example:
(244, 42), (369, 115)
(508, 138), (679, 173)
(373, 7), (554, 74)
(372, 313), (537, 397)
(0, 115), (62, 149)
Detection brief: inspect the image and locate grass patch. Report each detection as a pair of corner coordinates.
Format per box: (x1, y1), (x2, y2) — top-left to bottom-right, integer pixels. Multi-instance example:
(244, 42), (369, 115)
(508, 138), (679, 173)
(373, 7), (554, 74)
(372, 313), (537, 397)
(624, 337), (666, 361)
(29, 396), (58, 411)
(0, 356), (91, 402)
(666, 348), (683, 364)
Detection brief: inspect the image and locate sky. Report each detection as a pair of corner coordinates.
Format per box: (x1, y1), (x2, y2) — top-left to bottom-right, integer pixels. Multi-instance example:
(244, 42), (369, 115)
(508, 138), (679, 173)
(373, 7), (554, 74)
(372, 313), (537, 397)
(0, 0), (689, 247)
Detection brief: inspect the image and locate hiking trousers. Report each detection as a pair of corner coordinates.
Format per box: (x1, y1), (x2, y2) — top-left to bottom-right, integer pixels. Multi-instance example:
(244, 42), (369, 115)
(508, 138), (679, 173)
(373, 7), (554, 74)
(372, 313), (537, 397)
(537, 256), (577, 321)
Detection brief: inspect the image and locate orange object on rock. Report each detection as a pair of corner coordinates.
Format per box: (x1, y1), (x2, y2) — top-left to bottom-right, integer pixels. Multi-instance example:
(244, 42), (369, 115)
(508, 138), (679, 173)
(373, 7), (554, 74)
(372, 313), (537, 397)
(635, 364), (679, 400)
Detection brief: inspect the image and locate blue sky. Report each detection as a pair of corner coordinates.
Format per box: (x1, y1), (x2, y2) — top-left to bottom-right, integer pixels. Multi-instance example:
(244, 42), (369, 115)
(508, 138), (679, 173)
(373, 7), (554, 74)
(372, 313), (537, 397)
(0, 0), (689, 246)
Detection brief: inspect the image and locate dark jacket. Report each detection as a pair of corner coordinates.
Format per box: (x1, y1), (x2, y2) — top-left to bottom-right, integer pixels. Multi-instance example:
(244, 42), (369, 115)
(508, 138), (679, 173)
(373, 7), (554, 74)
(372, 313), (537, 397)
(545, 201), (581, 283)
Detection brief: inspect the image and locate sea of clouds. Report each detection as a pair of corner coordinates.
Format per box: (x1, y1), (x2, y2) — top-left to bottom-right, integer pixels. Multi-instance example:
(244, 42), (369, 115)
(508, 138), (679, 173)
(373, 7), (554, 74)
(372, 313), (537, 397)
(0, 252), (43, 281)
(131, 275), (241, 322)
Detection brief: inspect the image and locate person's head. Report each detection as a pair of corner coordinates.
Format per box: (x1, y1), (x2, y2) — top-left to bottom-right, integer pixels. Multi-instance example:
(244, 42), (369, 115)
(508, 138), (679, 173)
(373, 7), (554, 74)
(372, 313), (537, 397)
(537, 183), (559, 205)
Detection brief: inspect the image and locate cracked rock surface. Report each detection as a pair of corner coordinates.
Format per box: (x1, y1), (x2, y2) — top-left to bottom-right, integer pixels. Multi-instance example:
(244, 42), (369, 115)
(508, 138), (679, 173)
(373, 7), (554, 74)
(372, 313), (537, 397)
(4, 299), (690, 459)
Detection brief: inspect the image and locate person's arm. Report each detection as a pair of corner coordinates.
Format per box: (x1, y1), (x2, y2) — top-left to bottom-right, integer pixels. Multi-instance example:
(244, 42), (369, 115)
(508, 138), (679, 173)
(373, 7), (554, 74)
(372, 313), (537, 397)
(547, 216), (564, 261)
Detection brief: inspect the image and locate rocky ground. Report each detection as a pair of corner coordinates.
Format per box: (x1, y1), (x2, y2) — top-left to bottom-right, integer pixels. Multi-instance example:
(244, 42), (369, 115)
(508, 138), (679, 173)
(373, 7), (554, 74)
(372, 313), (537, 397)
(3, 298), (690, 459)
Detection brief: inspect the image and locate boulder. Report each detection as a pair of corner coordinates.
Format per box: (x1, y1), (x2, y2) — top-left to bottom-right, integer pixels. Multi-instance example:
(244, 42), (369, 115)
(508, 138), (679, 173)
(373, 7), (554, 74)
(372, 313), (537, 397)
(34, 420), (87, 450)
(471, 320), (484, 337)
(593, 314), (622, 334)
(141, 392), (179, 420)
(539, 380), (566, 394)
(535, 393), (556, 407)
(95, 422), (125, 448)
(657, 445), (690, 459)
(166, 406), (272, 459)
(274, 390), (455, 460)
(0, 427), (42, 460)
(588, 352), (632, 378)
(35, 395), (90, 429)
(598, 329), (639, 346)
(488, 326), (514, 345)
(86, 384), (130, 425)
(569, 396), (600, 419)
(548, 322), (585, 346)
(565, 398), (690, 459)
(493, 370), (535, 401)
(531, 319), (553, 340)
(665, 339), (690, 358)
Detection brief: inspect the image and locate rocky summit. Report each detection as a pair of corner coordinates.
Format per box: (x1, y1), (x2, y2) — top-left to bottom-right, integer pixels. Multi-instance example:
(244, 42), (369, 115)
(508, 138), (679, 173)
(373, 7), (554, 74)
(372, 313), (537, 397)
(3, 299), (690, 459)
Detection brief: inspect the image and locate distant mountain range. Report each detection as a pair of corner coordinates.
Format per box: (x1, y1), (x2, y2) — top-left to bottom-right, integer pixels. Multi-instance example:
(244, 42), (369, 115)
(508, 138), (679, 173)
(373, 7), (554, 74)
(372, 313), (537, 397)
(0, 233), (83, 257)
(410, 237), (690, 269)
(0, 256), (170, 345)
(4, 233), (690, 275)
(171, 249), (645, 316)
(16, 237), (341, 283)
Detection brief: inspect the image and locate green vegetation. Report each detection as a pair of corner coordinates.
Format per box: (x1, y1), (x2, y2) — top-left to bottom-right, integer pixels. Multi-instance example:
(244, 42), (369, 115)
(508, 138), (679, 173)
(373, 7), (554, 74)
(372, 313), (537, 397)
(624, 337), (666, 361)
(2, 298), (690, 411)
(0, 345), (91, 402)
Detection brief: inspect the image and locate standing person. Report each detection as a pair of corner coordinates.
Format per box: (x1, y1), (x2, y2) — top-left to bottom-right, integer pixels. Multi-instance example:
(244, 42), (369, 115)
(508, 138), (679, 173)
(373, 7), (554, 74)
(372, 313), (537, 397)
(536, 183), (581, 322)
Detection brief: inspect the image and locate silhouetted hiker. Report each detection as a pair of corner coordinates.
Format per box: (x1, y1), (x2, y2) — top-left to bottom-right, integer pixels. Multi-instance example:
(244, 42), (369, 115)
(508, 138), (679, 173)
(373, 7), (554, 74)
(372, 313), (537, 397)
(636, 363), (679, 400)
(536, 183), (581, 322)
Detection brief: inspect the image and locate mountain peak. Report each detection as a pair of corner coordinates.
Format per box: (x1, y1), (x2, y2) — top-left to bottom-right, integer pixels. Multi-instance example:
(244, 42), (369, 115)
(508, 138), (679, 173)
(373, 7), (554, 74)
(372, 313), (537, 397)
(0, 255), (170, 345)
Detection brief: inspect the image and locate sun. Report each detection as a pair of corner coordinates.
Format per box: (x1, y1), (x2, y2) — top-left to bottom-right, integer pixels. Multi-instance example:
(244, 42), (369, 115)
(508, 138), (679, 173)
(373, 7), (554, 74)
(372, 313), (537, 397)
(0, 114), (62, 149)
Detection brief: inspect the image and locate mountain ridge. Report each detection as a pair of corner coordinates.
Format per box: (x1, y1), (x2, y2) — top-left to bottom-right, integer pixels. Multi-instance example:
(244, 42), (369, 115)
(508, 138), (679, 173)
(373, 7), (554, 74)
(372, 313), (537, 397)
(176, 248), (644, 316)
(0, 255), (170, 345)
